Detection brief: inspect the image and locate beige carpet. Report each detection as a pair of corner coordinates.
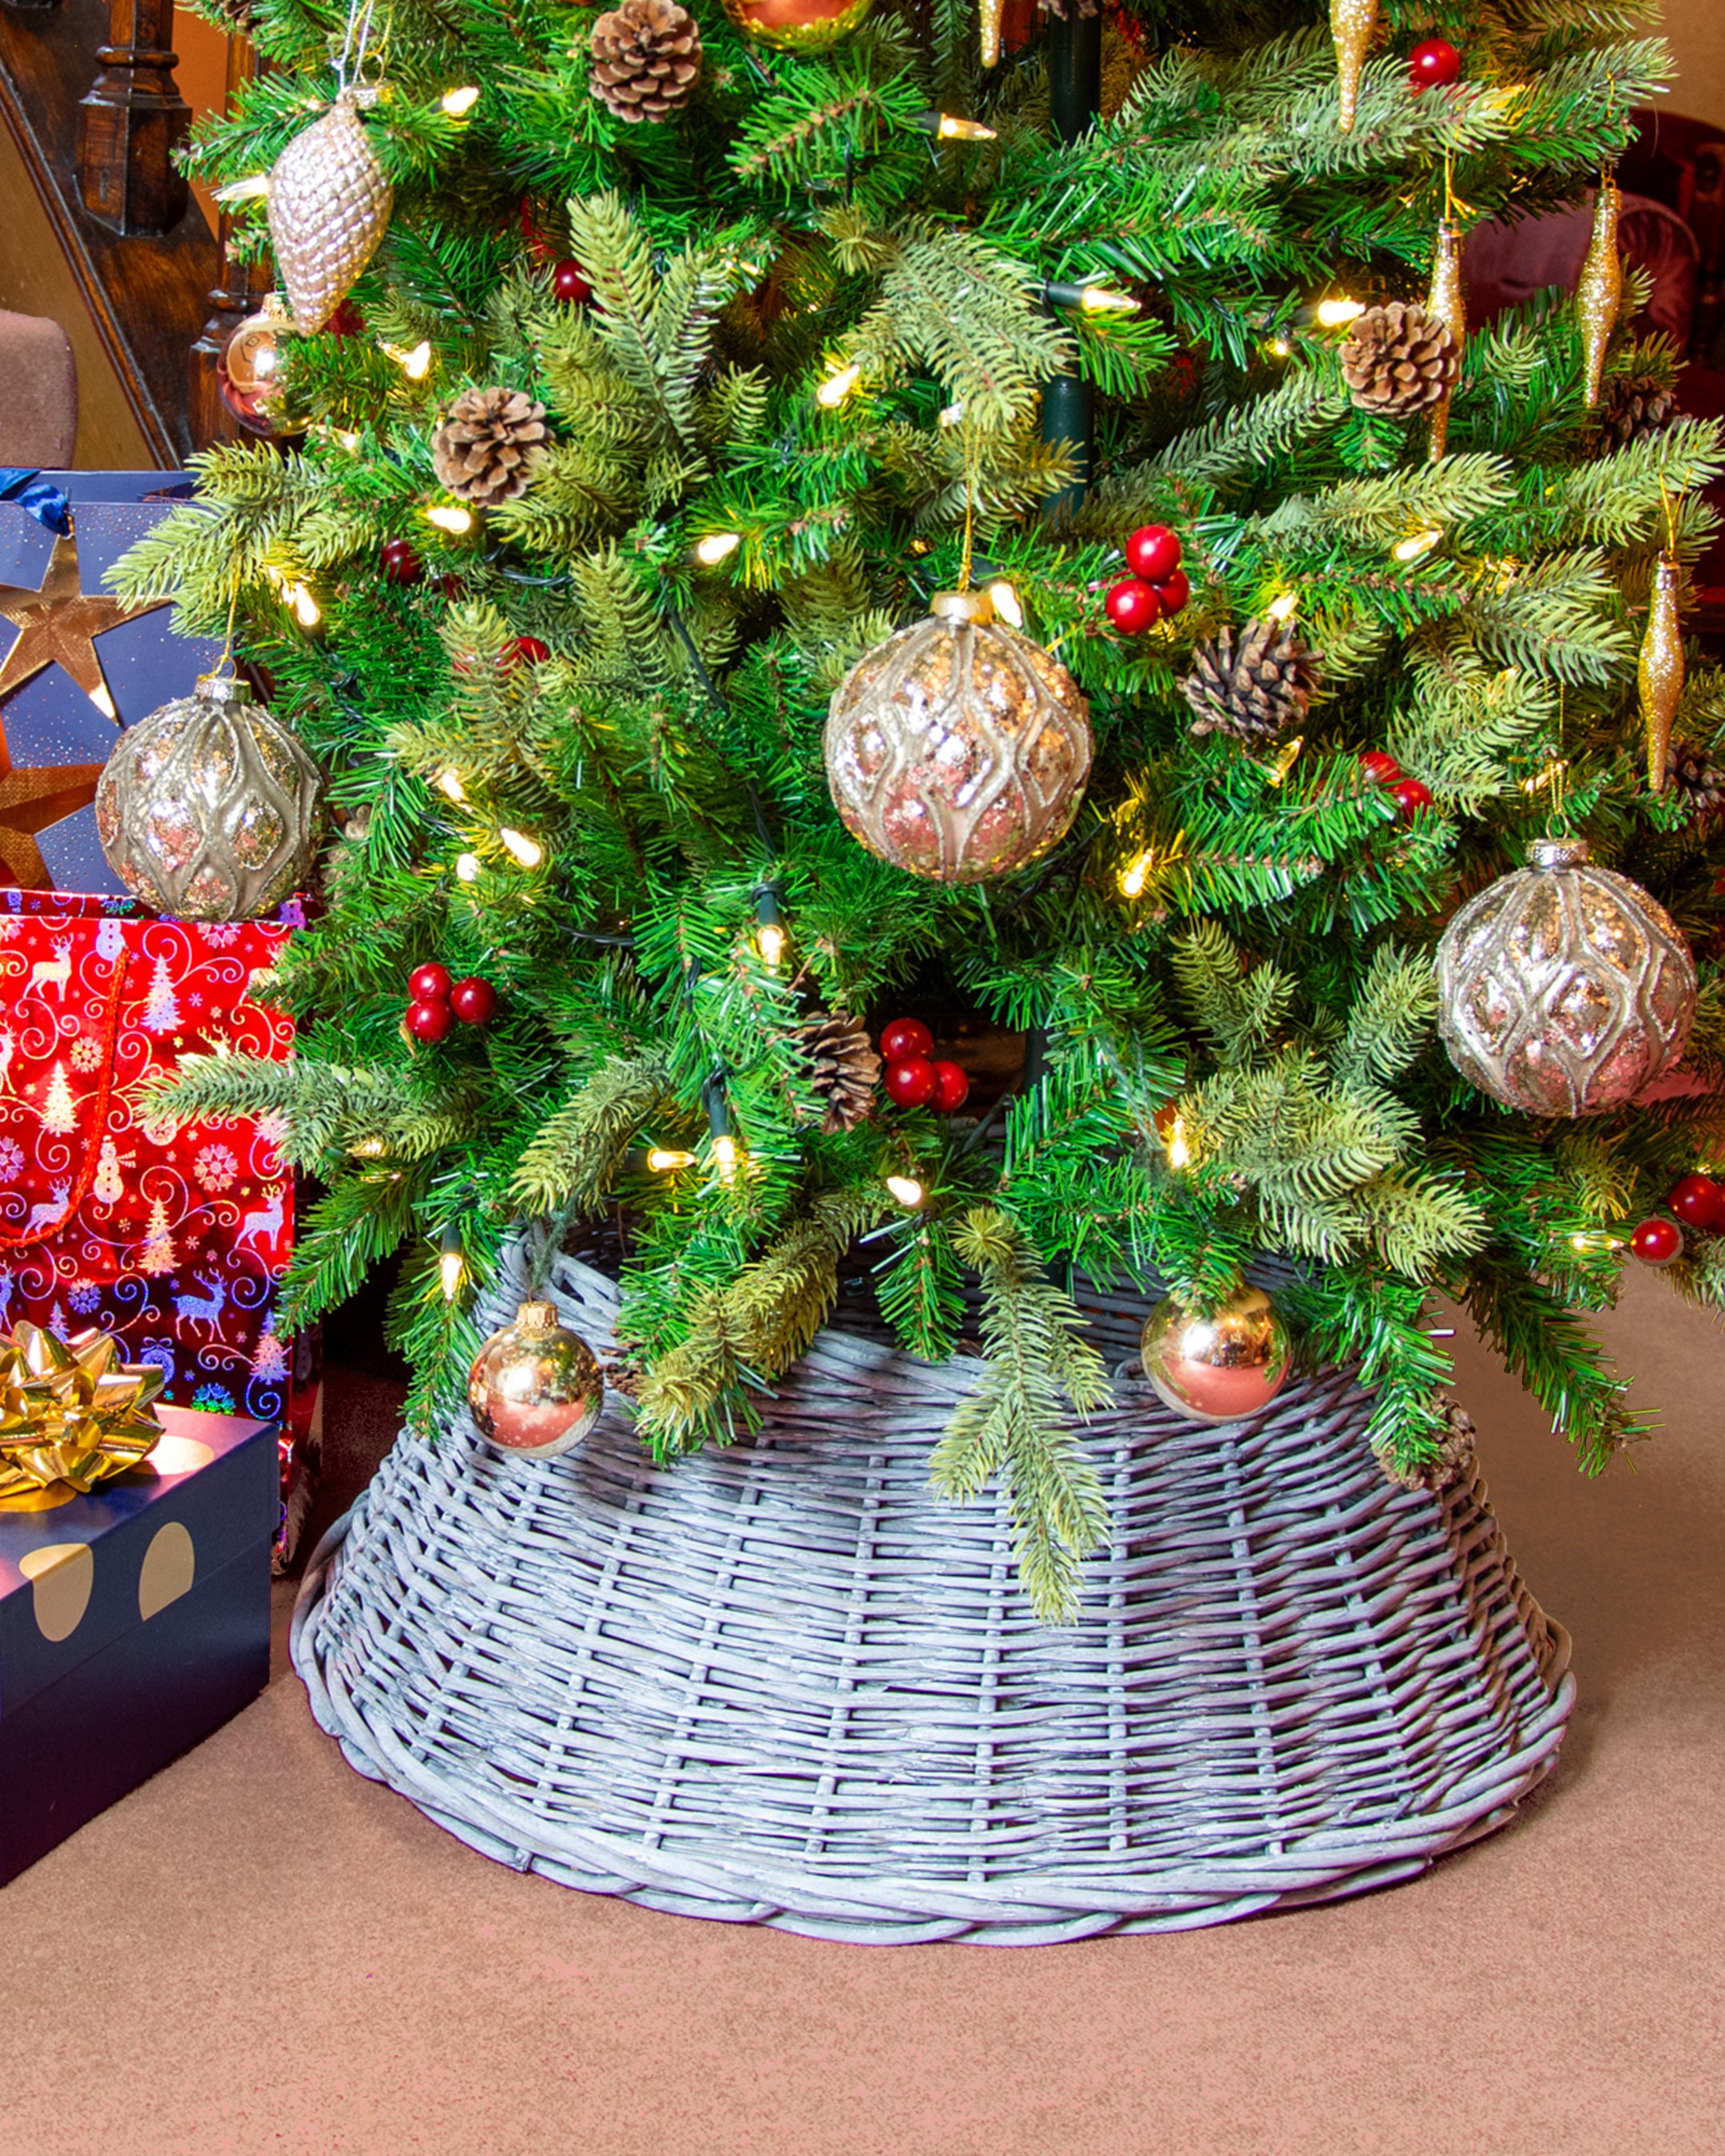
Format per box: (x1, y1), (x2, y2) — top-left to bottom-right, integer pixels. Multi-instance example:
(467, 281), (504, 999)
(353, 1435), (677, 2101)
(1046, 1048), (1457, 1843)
(3, 1270), (1722, 2156)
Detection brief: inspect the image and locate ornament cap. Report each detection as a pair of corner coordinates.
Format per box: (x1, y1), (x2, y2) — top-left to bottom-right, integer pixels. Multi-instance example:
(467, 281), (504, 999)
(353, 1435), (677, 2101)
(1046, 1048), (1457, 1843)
(930, 589), (995, 627)
(194, 672), (253, 707)
(514, 1300), (561, 1338)
(1528, 836), (1589, 870)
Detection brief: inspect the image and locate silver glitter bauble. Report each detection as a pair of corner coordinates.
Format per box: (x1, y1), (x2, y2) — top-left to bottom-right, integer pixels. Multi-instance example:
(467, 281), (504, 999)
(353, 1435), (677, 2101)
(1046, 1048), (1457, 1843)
(95, 676), (325, 921)
(1140, 1285), (1292, 1426)
(1436, 837), (1696, 1117)
(267, 89), (393, 335)
(468, 1300), (604, 1457)
(823, 590), (1092, 883)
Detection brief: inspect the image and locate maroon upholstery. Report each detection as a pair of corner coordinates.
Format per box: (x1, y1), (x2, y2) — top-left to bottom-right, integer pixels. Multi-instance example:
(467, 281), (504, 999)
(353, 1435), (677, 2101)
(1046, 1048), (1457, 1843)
(0, 310), (77, 466)
(1463, 189), (1699, 348)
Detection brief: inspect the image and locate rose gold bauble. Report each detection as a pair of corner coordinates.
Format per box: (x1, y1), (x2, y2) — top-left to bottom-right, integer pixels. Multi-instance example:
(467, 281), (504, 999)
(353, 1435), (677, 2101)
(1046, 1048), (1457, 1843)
(718, 0), (871, 51)
(217, 309), (288, 434)
(1140, 1286), (1292, 1425)
(467, 1300), (604, 1457)
(823, 591), (1092, 883)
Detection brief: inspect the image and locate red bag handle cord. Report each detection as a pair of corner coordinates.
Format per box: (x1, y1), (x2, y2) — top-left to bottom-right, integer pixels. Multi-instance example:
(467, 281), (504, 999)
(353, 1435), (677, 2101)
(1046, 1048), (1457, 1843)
(0, 950), (132, 1254)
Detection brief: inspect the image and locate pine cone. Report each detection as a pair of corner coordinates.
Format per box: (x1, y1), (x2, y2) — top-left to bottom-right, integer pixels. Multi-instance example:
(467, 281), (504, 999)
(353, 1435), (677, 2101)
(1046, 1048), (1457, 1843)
(1381, 1399), (1476, 1495)
(1339, 301), (1460, 418)
(799, 1012), (881, 1132)
(1183, 618), (1315, 741)
(1600, 368), (1677, 449)
(589, 0), (703, 125)
(430, 387), (549, 507)
(1668, 739), (1725, 818)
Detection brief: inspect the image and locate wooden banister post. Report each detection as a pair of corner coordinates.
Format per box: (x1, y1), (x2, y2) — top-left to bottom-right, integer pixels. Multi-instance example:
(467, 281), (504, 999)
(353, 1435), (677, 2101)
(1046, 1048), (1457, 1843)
(77, 0), (191, 236)
(189, 28), (274, 446)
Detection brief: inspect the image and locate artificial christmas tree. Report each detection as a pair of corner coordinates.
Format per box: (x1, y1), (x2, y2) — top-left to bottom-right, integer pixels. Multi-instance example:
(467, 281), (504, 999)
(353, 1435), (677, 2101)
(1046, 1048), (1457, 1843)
(120, 0), (1725, 1932)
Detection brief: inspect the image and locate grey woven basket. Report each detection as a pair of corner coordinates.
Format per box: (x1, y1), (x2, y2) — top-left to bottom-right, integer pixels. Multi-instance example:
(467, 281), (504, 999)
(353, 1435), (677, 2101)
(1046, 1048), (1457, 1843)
(291, 1241), (1574, 1945)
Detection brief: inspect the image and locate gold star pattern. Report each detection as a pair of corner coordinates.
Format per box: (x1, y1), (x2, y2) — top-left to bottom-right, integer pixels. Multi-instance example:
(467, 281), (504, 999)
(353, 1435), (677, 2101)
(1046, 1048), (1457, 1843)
(0, 530), (149, 703)
(0, 760), (107, 888)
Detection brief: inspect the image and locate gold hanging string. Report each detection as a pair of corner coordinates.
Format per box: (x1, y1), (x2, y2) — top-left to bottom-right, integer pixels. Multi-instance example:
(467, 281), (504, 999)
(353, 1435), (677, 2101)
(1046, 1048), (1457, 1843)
(958, 415), (978, 596)
(1659, 469), (1679, 555)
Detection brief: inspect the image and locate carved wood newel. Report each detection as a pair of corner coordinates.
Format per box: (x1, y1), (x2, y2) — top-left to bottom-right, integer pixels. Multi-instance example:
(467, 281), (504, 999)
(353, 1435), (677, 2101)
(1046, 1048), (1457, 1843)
(77, 0), (190, 236)
(190, 28), (272, 446)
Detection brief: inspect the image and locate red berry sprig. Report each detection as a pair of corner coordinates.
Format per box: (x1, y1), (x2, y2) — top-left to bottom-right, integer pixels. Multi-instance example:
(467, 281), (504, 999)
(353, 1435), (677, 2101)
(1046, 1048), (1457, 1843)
(878, 1018), (970, 1113)
(1668, 1174), (1724, 1230)
(1358, 750), (1402, 787)
(551, 260), (593, 305)
(381, 538), (424, 587)
(402, 963), (498, 1044)
(1392, 777), (1433, 818)
(1108, 525), (1190, 637)
(1630, 1217), (1683, 1266)
(1408, 38), (1461, 90)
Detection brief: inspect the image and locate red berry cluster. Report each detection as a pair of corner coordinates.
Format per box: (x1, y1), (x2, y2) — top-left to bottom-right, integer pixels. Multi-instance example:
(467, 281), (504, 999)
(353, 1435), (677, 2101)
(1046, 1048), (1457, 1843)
(1631, 1175), (1725, 1266)
(1105, 525), (1189, 636)
(878, 1018), (970, 1112)
(551, 260), (593, 305)
(404, 961), (498, 1043)
(1358, 749), (1431, 820)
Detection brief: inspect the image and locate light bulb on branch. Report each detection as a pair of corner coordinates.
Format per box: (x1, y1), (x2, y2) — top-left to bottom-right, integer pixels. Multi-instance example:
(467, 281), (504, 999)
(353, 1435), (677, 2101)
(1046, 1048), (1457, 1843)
(438, 1222), (464, 1300)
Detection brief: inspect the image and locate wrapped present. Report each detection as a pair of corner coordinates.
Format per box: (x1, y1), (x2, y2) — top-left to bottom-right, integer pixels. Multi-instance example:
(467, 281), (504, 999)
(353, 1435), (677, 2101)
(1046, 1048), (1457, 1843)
(0, 1398), (276, 1882)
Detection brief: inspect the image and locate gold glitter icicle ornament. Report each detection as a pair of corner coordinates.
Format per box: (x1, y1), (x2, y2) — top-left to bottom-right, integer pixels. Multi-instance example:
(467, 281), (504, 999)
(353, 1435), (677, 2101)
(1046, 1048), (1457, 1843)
(468, 1302), (605, 1458)
(1330, 0), (1377, 133)
(1436, 837), (1696, 1116)
(1640, 555), (1684, 795)
(823, 589), (1093, 883)
(1576, 174), (1622, 411)
(1426, 218), (1465, 461)
(978, 0), (1003, 67)
(267, 88), (393, 335)
(1140, 1286), (1292, 1426)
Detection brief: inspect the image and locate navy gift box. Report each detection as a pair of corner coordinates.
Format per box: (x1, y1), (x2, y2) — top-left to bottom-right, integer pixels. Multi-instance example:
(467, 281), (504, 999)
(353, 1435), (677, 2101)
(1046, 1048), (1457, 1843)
(0, 1405), (276, 1884)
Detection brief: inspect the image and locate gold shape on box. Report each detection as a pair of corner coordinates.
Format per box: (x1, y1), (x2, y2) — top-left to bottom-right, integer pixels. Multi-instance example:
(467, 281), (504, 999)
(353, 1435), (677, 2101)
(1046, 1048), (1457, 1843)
(1435, 837), (1696, 1116)
(267, 89), (394, 335)
(138, 1520), (196, 1620)
(1639, 555), (1683, 795)
(95, 673), (325, 921)
(718, 0), (873, 55)
(823, 591), (1093, 884)
(0, 1321), (165, 1504)
(468, 1301), (605, 1458)
(1140, 1286), (1293, 1425)
(1576, 177), (1622, 411)
(1330, 0), (1376, 133)
(20, 1542), (93, 1642)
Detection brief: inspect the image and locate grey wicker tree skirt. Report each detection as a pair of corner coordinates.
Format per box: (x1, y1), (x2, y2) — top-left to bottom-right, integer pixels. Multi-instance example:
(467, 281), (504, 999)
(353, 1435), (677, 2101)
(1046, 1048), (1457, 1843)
(291, 1246), (1576, 1945)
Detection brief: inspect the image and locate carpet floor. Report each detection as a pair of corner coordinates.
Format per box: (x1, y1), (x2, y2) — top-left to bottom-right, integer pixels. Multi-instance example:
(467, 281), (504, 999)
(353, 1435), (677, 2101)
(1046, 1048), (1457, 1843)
(2, 1268), (1721, 2156)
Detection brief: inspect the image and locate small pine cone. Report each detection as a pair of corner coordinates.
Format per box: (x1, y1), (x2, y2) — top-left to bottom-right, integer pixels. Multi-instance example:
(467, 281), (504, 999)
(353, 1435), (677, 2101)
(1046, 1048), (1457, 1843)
(1382, 1399), (1477, 1495)
(1600, 368), (1677, 449)
(589, 0), (703, 125)
(1668, 739), (1725, 818)
(1183, 618), (1315, 741)
(800, 1012), (882, 1133)
(1339, 301), (1460, 418)
(430, 386), (549, 506)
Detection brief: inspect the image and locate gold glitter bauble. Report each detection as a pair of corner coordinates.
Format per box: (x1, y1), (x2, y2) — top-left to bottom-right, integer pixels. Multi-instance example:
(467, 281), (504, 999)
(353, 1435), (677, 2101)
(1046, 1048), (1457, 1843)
(718, 0), (872, 53)
(267, 90), (393, 335)
(823, 591), (1092, 884)
(1140, 1286), (1292, 1426)
(1436, 837), (1696, 1117)
(1639, 555), (1684, 795)
(468, 1301), (605, 1457)
(94, 676), (325, 921)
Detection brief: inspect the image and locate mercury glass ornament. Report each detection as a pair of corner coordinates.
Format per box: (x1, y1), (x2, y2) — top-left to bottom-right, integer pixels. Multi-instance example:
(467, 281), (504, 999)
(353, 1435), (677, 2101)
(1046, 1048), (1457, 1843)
(823, 591), (1092, 883)
(267, 89), (393, 335)
(95, 676), (325, 921)
(467, 1301), (604, 1457)
(1140, 1286), (1292, 1426)
(1436, 838), (1696, 1117)
(719, 0), (871, 52)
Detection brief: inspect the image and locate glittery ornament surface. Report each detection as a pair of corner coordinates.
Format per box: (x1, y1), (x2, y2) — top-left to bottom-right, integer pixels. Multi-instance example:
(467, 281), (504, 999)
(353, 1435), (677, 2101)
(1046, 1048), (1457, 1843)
(718, 0), (872, 52)
(1330, 0), (1376, 132)
(95, 676), (325, 920)
(978, 0), (1003, 65)
(1425, 220), (1465, 461)
(268, 91), (393, 335)
(1640, 556), (1684, 795)
(1436, 838), (1695, 1116)
(1576, 178), (1622, 411)
(823, 597), (1092, 883)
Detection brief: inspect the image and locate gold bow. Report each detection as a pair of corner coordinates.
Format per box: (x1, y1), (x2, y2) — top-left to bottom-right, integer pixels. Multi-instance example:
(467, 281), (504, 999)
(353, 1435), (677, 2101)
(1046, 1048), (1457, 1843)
(0, 1322), (165, 1501)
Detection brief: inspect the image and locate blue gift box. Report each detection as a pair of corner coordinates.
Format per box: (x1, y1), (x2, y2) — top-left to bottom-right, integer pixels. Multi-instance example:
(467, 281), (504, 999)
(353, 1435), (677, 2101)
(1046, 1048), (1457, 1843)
(0, 1405), (276, 1883)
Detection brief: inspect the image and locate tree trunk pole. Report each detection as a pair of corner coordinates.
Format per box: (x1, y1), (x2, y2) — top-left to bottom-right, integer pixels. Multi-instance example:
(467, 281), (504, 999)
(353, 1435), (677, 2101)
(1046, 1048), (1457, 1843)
(1040, 11), (1104, 522)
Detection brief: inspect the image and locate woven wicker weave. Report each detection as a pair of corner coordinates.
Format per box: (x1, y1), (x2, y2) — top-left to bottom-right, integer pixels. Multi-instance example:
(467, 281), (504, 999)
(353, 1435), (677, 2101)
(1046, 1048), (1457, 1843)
(291, 1242), (1574, 1944)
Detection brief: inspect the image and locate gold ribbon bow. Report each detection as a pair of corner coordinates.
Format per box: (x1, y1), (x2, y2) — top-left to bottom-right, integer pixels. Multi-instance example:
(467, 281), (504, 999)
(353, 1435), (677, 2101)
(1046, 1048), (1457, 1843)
(0, 1322), (165, 1502)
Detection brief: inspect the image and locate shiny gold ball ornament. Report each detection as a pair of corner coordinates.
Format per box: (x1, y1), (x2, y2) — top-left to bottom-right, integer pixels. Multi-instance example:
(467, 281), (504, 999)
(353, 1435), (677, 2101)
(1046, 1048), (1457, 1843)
(1436, 838), (1696, 1117)
(217, 306), (289, 434)
(1140, 1286), (1293, 1426)
(718, 0), (872, 54)
(267, 89), (393, 335)
(467, 1301), (604, 1458)
(823, 590), (1093, 883)
(94, 676), (325, 921)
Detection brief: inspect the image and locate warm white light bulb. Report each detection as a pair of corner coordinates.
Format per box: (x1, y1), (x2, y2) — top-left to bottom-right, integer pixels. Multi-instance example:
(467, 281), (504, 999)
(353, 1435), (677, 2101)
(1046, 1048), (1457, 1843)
(1266, 336), (1293, 359)
(1315, 296), (1365, 328)
(712, 1133), (740, 1183)
(695, 531), (742, 565)
(291, 583), (321, 628)
(435, 767), (466, 803)
(439, 1246), (464, 1298)
(498, 827), (542, 868)
(886, 1175), (925, 1207)
(441, 85), (481, 117)
(1078, 285), (1140, 315)
(455, 851), (482, 882)
(757, 921), (787, 969)
(647, 1147), (697, 1172)
(937, 113), (996, 140)
(1119, 850), (1153, 899)
(425, 504), (473, 534)
(815, 363), (862, 409)
(986, 581), (1023, 628)
(1265, 591), (1299, 624)
(1165, 1114), (1192, 1171)
(402, 340), (433, 379)
(1392, 527), (1444, 563)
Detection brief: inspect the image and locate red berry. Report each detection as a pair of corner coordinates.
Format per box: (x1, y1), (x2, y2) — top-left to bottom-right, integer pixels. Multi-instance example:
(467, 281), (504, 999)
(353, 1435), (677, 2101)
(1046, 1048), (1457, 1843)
(326, 299), (364, 338)
(1408, 38), (1461, 91)
(408, 961), (453, 1002)
(438, 574), (465, 598)
(880, 1017), (934, 1063)
(405, 997), (453, 1043)
(1151, 567), (1190, 616)
(1105, 578), (1162, 635)
(930, 1059), (970, 1112)
(552, 260), (593, 305)
(1630, 1216), (1683, 1266)
(883, 1056), (938, 1108)
(1392, 778), (1433, 817)
(381, 538), (423, 587)
(509, 635), (550, 667)
(450, 976), (498, 1025)
(1668, 1174), (1723, 1230)
(1359, 750), (1403, 786)
(1124, 524), (1182, 582)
